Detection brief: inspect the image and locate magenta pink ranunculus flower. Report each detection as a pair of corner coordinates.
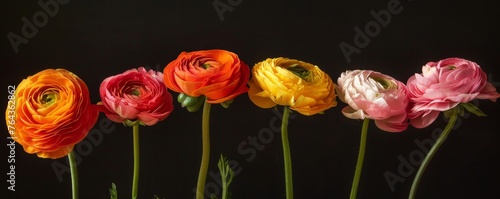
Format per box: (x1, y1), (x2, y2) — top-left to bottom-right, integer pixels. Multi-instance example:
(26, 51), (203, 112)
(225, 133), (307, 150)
(337, 70), (409, 132)
(99, 67), (174, 126)
(407, 57), (500, 128)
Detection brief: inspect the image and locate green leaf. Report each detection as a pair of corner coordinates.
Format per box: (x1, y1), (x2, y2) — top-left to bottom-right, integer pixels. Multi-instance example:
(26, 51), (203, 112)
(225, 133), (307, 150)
(218, 154), (236, 199)
(461, 103), (487, 117)
(109, 183), (118, 199)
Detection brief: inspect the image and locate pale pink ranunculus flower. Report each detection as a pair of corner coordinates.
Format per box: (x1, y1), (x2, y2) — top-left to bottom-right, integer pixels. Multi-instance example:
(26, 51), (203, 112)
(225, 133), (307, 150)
(337, 70), (409, 132)
(99, 67), (174, 126)
(406, 57), (500, 128)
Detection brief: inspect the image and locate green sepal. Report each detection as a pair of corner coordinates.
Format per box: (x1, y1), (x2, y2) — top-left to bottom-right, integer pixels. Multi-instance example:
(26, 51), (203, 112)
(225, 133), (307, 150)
(220, 99), (233, 108)
(185, 96), (204, 112)
(123, 120), (141, 127)
(178, 93), (199, 108)
(177, 93), (205, 112)
(444, 106), (462, 118)
(461, 102), (487, 117)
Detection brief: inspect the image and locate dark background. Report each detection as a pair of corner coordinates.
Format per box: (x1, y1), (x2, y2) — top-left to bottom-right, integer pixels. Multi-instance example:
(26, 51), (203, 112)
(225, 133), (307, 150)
(2, 0), (500, 198)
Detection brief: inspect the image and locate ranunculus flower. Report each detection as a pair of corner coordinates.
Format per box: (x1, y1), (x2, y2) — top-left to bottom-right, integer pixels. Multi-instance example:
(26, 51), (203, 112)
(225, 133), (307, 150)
(407, 57), (500, 128)
(6, 69), (99, 159)
(337, 70), (409, 132)
(163, 49), (250, 104)
(99, 67), (174, 126)
(248, 57), (337, 115)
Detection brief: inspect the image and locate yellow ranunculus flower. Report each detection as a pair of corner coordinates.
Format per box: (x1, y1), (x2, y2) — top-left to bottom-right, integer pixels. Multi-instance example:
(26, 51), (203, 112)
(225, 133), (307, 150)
(248, 57), (337, 115)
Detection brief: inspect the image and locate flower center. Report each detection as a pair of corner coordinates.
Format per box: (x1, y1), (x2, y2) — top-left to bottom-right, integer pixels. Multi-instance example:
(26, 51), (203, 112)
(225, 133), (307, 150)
(130, 89), (140, 96)
(201, 63), (210, 69)
(370, 76), (395, 90)
(41, 91), (58, 105)
(201, 60), (220, 70)
(125, 84), (142, 97)
(286, 65), (311, 81)
(447, 65), (456, 70)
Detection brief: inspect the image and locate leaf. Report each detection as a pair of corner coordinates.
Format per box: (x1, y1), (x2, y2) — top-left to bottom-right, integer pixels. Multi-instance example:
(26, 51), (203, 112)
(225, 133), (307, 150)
(461, 103), (487, 117)
(217, 154), (236, 199)
(109, 183), (118, 199)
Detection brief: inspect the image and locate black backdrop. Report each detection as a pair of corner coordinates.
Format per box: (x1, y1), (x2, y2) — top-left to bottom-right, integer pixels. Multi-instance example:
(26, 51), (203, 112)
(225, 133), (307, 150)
(2, 1), (500, 199)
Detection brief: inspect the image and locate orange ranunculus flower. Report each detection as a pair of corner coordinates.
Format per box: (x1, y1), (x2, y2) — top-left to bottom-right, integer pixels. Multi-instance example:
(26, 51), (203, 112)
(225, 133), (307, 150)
(248, 57), (337, 115)
(5, 69), (99, 159)
(163, 49), (250, 104)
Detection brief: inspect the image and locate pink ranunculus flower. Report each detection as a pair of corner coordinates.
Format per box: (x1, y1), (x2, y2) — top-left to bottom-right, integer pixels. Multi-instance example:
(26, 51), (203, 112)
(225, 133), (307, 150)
(99, 67), (174, 126)
(407, 57), (500, 128)
(337, 70), (409, 132)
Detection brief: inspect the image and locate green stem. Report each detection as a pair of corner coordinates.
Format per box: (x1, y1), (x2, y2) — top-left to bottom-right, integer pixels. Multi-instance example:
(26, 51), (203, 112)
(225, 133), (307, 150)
(281, 107), (293, 199)
(221, 159), (229, 199)
(68, 151), (78, 199)
(221, 174), (228, 199)
(132, 124), (140, 199)
(409, 112), (457, 199)
(196, 99), (211, 199)
(350, 118), (370, 199)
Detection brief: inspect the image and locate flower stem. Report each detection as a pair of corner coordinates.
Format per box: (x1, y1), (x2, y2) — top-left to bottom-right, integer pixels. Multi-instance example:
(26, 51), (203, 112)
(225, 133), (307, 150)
(350, 118), (370, 199)
(196, 99), (211, 199)
(132, 123), (140, 199)
(281, 107), (293, 199)
(409, 112), (458, 199)
(68, 151), (78, 199)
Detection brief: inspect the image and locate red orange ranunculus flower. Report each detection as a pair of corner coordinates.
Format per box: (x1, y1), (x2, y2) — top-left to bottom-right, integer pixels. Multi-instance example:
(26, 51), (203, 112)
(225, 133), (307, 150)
(99, 67), (174, 126)
(163, 49), (250, 104)
(5, 69), (99, 159)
